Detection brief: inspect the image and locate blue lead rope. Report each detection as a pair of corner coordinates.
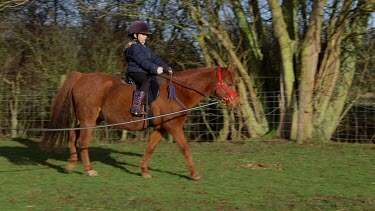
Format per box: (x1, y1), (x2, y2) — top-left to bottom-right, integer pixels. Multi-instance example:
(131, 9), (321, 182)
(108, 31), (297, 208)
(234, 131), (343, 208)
(168, 74), (176, 100)
(168, 74), (188, 109)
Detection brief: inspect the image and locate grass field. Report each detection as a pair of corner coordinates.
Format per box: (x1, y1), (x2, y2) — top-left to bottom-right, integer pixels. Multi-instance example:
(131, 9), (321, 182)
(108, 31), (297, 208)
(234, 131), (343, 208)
(0, 138), (374, 210)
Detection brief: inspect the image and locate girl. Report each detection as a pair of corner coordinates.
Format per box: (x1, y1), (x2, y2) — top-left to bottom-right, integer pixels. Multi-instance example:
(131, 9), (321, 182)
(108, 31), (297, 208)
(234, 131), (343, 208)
(124, 20), (172, 116)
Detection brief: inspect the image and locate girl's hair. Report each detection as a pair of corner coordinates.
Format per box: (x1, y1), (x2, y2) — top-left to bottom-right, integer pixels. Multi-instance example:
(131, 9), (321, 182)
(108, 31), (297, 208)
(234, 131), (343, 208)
(123, 39), (137, 55)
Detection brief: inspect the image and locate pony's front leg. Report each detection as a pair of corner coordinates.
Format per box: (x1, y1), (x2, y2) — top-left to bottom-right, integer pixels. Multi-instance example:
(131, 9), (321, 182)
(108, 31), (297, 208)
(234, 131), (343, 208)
(140, 129), (166, 178)
(79, 128), (98, 176)
(168, 127), (201, 180)
(66, 129), (79, 173)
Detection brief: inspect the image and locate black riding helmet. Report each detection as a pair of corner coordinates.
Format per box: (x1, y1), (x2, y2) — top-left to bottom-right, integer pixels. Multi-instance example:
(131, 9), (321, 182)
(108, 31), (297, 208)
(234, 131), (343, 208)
(128, 21), (152, 37)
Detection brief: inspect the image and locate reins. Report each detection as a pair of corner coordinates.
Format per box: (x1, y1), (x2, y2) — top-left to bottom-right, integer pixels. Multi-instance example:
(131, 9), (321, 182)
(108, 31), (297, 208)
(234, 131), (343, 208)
(158, 74), (207, 98)
(162, 68), (238, 106)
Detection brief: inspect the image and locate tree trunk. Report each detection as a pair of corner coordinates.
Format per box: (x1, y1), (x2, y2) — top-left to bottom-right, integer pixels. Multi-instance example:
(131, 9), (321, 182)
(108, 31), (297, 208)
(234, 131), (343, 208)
(267, 0), (297, 139)
(238, 79), (269, 137)
(217, 108), (230, 142)
(297, 0), (326, 142)
(313, 0), (372, 141)
(3, 73), (22, 138)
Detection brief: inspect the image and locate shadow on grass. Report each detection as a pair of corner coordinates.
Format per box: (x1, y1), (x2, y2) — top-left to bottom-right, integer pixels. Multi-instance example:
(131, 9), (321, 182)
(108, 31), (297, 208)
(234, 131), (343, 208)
(0, 138), (191, 180)
(0, 138), (67, 173)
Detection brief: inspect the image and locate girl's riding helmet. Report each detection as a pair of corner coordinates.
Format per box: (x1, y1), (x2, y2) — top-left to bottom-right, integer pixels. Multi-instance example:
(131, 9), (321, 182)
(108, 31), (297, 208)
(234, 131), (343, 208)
(128, 21), (152, 37)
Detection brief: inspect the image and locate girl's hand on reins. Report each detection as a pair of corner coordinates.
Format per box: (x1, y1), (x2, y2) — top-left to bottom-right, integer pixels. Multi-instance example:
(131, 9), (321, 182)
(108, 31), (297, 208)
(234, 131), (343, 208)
(163, 67), (173, 75)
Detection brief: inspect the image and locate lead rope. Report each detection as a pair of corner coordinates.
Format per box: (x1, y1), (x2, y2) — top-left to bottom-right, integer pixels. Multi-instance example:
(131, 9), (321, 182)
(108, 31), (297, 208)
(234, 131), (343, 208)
(0, 102), (219, 132)
(167, 74), (188, 109)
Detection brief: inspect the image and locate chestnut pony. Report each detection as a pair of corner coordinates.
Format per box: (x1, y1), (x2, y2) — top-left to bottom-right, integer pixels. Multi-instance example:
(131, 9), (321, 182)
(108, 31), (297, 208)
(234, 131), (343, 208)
(41, 66), (239, 180)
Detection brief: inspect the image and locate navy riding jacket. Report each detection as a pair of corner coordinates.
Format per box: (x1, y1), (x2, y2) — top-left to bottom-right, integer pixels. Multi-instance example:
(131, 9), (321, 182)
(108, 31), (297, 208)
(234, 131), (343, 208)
(125, 39), (169, 74)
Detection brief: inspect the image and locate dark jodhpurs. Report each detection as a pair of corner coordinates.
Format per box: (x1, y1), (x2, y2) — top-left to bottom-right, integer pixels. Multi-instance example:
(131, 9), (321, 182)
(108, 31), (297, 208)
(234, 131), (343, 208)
(127, 72), (150, 93)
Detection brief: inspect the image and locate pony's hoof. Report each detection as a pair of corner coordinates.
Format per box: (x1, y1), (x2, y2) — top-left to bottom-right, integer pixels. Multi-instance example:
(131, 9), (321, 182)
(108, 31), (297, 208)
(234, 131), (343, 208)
(191, 174), (201, 181)
(85, 170), (99, 176)
(142, 173), (152, 179)
(66, 164), (76, 174)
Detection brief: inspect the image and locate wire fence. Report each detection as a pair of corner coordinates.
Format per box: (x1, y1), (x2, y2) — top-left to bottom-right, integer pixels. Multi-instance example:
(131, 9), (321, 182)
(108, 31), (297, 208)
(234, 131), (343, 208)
(0, 90), (374, 143)
(332, 104), (375, 143)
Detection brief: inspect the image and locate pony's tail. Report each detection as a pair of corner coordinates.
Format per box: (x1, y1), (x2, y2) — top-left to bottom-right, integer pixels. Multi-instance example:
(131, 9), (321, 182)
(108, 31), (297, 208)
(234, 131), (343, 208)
(40, 71), (83, 149)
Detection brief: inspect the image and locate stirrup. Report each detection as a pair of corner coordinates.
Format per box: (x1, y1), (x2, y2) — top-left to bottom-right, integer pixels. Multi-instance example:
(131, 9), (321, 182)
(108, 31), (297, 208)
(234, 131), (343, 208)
(132, 110), (146, 116)
(131, 106), (146, 116)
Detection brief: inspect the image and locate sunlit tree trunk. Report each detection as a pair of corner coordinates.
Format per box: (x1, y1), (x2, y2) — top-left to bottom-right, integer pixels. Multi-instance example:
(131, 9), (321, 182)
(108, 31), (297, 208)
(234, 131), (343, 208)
(217, 108), (230, 142)
(267, 0), (297, 140)
(3, 73), (22, 138)
(297, 0), (326, 142)
(313, 0), (373, 141)
(269, 0), (372, 142)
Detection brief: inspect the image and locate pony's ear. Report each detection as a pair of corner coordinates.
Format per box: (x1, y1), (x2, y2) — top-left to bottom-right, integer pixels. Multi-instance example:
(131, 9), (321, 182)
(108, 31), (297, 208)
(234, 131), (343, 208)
(227, 64), (233, 72)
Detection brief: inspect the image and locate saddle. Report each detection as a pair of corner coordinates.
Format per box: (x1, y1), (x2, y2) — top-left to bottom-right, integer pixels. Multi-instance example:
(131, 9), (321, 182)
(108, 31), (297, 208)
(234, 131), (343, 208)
(124, 73), (166, 104)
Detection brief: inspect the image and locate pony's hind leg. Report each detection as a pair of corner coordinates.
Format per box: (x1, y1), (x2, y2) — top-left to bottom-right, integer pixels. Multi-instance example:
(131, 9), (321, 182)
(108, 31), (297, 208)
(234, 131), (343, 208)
(66, 129), (80, 173)
(140, 129), (166, 178)
(75, 107), (100, 176)
(79, 127), (98, 176)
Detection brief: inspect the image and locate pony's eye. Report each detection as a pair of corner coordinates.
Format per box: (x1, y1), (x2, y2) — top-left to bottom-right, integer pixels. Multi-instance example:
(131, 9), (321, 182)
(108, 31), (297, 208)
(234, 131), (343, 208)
(227, 83), (233, 86)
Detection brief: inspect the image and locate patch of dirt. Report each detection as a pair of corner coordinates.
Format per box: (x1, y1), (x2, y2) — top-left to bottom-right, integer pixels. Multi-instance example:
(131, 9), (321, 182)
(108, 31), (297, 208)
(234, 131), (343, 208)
(244, 161), (283, 170)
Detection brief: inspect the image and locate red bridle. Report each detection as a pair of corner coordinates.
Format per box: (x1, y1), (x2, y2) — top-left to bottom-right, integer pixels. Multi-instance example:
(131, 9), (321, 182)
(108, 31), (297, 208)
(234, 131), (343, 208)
(215, 68), (239, 106)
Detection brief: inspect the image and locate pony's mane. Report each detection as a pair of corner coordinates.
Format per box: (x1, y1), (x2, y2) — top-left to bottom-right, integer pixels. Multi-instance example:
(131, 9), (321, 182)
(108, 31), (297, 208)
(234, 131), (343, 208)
(173, 67), (218, 80)
(167, 67), (220, 97)
(177, 67), (216, 74)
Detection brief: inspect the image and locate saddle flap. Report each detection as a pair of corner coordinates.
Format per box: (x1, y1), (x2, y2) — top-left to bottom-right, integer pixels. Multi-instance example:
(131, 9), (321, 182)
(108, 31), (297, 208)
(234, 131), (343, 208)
(148, 77), (160, 104)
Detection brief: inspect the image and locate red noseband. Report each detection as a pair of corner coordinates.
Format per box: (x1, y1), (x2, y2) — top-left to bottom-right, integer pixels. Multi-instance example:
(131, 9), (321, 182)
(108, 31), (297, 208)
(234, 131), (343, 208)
(215, 68), (239, 106)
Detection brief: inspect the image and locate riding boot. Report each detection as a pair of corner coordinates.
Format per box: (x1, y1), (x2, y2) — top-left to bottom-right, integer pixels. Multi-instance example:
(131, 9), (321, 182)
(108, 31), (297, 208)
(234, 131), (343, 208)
(131, 90), (147, 116)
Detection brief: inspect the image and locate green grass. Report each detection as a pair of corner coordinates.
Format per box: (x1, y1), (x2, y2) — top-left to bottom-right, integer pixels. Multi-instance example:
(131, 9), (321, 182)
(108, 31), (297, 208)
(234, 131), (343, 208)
(0, 138), (374, 210)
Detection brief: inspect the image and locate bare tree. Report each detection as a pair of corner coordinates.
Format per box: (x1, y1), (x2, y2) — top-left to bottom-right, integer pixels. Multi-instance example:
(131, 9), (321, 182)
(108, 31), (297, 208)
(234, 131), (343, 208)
(268, 0), (373, 142)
